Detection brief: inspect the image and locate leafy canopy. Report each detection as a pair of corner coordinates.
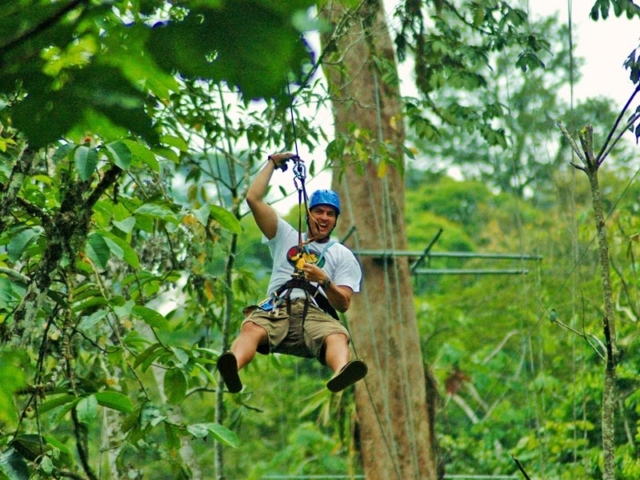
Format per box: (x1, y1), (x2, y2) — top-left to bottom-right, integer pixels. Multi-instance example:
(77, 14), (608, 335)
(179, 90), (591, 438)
(0, 0), (317, 148)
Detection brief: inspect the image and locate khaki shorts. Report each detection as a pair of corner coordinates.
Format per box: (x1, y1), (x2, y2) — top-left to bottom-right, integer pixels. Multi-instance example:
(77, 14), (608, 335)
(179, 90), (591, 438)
(242, 298), (350, 365)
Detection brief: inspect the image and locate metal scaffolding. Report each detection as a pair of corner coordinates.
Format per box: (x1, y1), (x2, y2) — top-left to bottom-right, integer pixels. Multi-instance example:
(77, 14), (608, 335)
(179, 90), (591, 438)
(348, 228), (542, 275)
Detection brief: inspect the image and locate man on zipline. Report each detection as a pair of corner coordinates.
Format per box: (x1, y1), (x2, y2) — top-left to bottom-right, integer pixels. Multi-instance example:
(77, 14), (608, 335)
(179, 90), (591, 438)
(217, 152), (367, 393)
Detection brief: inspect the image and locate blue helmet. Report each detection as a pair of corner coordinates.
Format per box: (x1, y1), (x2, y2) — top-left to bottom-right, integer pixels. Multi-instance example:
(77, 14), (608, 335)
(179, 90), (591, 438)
(309, 189), (341, 215)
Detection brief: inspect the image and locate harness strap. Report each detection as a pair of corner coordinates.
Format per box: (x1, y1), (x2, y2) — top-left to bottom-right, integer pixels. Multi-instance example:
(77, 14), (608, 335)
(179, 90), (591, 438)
(275, 278), (339, 320)
(301, 236), (335, 266)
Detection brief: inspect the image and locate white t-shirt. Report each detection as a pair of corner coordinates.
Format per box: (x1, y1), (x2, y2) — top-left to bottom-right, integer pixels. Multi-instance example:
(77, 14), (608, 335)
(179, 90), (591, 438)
(263, 217), (362, 301)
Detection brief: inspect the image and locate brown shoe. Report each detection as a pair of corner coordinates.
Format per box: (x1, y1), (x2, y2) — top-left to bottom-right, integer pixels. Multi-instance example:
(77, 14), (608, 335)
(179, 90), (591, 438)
(217, 351), (242, 393)
(327, 359), (368, 393)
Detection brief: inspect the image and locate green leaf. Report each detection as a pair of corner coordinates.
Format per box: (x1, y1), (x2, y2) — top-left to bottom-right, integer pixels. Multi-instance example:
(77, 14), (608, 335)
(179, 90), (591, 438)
(38, 394), (77, 415)
(171, 347), (189, 366)
(147, 4), (311, 99)
(74, 145), (100, 181)
(113, 299), (134, 319)
(192, 204), (210, 226)
(164, 423), (181, 451)
(132, 306), (169, 329)
(164, 368), (187, 404)
(194, 363), (218, 385)
(86, 233), (111, 269)
(42, 436), (72, 456)
(95, 391), (133, 414)
(110, 35), (181, 101)
(134, 343), (166, 371)
(78, 309), (109, 330)
(39, 456), (53, 475)
(112, 217), (136, 233)
(11, 65), (158, 148)
(0, 448), (29, 480)
(121, 140), (159, 172)
(206, 423), (240, 448)
(135, 204), (179, 223)
(160, 135), (189, 152)
(100, 231), (140, 268)
(11, 84), (82, 149)
(10, 435), (51, 462)
(76, 395), (98, 424)
(186, 422), (239, 448)
(0, 277), (14, 306)
(52, 142), (75, 163)
(186, 423), (209, 438)
(153, 146), (179, 163)
(74, 66), (159, 144)
(105, 141), (132, 169)
(7, 228), (41, 263)
(73, 296), (109, 314)
(0, 352), (27, 425)
(102, 235), (124, 259)
(210, 205), (242, 234)
(54, 401), (77, 426)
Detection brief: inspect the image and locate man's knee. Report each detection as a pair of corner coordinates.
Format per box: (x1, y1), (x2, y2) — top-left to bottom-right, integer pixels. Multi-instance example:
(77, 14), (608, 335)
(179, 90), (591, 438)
(323, 332), (348, 348)
(240, 321), (268, 341)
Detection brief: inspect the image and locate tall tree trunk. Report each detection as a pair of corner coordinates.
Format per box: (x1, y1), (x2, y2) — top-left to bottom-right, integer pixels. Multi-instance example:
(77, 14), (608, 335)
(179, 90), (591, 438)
(584, 164), (617, 480)
(321, 1), (438, 478)
(558, 123), (618, 480)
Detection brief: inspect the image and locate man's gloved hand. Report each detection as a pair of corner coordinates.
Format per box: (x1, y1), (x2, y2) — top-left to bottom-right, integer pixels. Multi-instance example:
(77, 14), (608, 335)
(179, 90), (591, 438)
(268, 152), (299, 171)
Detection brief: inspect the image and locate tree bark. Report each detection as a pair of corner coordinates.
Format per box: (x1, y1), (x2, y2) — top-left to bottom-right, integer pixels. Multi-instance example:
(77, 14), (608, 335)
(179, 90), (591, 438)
(559, 122), (619, 480)
(585, 166), (617, 480)
(321, 1), (438, 478)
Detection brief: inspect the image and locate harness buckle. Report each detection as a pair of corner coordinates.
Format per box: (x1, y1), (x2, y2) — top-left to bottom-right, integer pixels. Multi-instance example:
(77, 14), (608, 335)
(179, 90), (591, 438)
(257, 293), (284, 312)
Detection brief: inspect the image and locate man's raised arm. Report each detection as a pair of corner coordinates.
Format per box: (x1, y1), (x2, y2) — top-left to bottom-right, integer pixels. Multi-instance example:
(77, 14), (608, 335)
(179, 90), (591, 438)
(246, 153), (296, 240)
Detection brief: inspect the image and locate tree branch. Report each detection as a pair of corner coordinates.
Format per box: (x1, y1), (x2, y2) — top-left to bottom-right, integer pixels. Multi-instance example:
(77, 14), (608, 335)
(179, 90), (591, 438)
(578, 125), (597, 171)
(0, 147), (38, 235)
(0, 0), (88, 56)
(83, 165), (122, 210)
(0, 267), (30, 284)
(56, 470), (88, 480)
(481, 329), (518, 365)
(557, 120), (586, 165)
(549, 312), (606, 360)
(450, 393), (479, 423)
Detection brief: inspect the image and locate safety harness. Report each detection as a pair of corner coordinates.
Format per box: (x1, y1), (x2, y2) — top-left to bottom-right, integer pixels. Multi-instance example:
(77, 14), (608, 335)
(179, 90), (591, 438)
(274, 277), (339, 320)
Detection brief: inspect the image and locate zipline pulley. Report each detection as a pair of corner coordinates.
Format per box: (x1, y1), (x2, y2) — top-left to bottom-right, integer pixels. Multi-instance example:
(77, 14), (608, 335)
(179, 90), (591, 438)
(292, 157), (306, 191)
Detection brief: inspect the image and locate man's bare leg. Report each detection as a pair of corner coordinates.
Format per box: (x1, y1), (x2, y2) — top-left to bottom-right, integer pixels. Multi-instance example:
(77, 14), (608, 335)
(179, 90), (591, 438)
(324, 333), (367, 392)
(323, 333), (350, 373)
(217, 321), (268, 393)
(231, 321), (268, 369)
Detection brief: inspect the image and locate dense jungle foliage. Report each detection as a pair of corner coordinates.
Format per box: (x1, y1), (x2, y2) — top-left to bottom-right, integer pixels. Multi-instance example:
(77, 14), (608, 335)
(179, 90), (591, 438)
(2, 0), (640, 479)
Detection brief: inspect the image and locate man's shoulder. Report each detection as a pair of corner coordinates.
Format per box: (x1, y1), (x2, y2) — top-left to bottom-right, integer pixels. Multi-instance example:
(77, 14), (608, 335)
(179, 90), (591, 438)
(327, 241), (358, 260)
(269, 217), (296, 241)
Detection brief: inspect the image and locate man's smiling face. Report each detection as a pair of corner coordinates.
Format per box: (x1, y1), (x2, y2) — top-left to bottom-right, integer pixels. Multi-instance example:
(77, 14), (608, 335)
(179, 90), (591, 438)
(308, 204), (338, 241)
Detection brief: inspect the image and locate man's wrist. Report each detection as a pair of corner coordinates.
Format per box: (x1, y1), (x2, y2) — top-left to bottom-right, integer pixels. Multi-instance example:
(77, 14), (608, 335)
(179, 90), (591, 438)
(268, 154), (285, 171)
(268, 153), (298, 171)
(322, 278), (332, 289)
